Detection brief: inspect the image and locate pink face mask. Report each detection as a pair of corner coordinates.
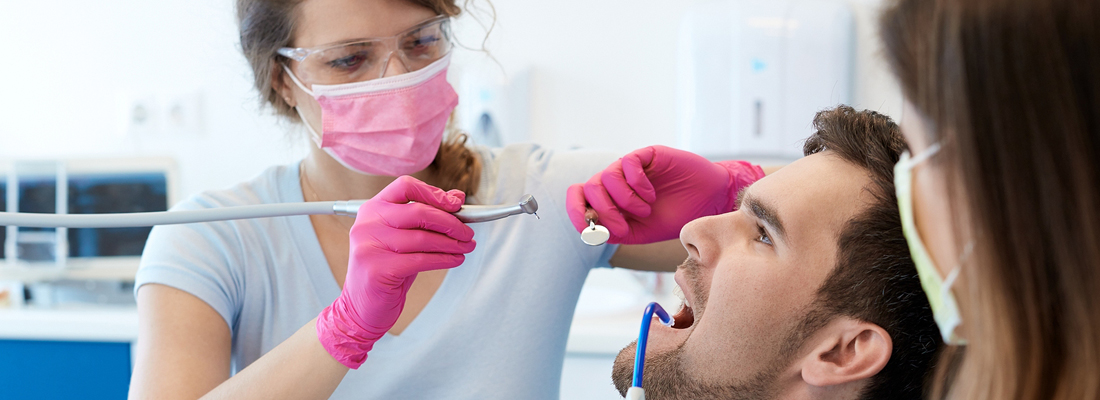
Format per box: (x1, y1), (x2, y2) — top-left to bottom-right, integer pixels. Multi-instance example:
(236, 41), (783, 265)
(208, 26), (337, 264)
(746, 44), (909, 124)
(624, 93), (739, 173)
(284, 54), (458, 176)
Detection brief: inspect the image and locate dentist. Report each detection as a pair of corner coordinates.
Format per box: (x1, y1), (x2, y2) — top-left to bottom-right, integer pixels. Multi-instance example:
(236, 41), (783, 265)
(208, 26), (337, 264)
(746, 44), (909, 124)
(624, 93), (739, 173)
(128, 0), (767, 399)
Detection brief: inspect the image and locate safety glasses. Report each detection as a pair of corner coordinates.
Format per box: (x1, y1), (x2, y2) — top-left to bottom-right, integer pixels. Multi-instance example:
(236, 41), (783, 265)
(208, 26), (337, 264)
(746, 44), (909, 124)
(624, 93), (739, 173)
(277, 15), (452, 86)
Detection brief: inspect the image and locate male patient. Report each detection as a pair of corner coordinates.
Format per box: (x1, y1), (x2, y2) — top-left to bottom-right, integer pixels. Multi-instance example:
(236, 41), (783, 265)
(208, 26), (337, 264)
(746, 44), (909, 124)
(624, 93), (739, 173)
(609, 106), (941, 399)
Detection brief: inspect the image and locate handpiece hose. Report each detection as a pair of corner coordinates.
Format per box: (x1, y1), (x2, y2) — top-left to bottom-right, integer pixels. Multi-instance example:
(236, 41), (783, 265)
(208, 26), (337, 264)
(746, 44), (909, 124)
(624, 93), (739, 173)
(0, 195), (538, 228)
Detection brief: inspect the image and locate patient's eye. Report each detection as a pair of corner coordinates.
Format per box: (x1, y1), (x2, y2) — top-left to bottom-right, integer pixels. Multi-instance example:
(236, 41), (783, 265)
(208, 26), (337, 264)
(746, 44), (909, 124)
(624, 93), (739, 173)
(756, 224), (773, 246)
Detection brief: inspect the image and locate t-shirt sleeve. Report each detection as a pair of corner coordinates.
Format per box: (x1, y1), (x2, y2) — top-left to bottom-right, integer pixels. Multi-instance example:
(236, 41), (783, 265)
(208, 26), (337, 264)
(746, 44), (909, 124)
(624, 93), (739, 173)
(134, 196), (245, 331)
(528, 147), (625, 269)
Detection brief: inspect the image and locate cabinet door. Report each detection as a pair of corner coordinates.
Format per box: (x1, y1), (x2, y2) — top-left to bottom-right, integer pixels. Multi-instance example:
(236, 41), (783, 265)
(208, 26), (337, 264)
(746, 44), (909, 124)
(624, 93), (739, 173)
(0, 340), (131, 400)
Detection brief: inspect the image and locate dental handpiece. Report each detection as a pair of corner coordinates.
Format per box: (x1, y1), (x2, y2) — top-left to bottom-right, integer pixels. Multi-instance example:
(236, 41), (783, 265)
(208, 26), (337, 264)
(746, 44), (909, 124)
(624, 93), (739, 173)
(333, 194), (539, 223)
(0, 195), (539, 228)
(454, 194), (539, 223)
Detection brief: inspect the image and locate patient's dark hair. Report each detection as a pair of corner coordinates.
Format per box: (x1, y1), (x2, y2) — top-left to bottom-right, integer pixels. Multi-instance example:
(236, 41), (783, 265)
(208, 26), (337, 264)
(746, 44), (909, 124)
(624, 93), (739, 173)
(797, 105), (941, 399)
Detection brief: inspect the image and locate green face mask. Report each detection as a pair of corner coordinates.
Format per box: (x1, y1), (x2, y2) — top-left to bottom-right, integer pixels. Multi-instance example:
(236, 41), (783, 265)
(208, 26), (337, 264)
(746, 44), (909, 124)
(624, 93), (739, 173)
(894, 143), (969, 345)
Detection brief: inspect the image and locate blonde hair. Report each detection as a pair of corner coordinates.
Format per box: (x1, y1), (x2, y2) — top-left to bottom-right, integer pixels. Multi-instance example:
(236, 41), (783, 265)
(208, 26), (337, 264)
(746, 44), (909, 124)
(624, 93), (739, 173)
(236, 0), (483, 196)
(881, 0), (1100, 398)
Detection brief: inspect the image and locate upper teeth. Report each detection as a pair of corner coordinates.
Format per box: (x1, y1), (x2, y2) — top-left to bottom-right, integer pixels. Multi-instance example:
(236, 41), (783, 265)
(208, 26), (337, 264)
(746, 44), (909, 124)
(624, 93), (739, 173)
(673, 284), (689, 307)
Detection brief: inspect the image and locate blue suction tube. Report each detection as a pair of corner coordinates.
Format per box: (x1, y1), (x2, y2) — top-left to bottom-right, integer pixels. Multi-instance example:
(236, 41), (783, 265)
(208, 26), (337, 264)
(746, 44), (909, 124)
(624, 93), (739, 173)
(633, 302), (674, 389)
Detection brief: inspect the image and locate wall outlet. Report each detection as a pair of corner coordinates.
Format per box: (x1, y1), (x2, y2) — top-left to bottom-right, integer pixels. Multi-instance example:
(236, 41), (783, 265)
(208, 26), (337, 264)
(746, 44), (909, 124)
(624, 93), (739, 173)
(117, 91), (204, 137)
(162, 92), (204, 136)
(119, 93), (160, 138)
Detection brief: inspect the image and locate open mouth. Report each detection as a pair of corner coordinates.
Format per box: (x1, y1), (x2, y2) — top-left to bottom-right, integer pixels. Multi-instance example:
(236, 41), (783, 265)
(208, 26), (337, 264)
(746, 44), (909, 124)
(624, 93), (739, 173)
(671, 284), (696, 329)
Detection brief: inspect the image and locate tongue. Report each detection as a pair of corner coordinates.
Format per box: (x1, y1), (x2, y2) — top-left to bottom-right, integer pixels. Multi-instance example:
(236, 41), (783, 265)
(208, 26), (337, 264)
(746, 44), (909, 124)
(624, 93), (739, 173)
(671, 305), (695, 329)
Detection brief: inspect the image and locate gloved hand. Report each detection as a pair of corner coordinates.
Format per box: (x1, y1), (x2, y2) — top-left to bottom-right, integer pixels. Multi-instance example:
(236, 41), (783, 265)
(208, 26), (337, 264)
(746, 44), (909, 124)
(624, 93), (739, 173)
(567, 145), (765, 244)
(317, 175), (475, 369)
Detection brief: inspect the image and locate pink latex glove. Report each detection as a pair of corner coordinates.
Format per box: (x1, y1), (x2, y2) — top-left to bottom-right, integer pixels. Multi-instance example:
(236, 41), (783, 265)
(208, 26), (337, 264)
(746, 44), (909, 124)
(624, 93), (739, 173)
(317, 175), (475, 369)
(567, 145), (765, 244)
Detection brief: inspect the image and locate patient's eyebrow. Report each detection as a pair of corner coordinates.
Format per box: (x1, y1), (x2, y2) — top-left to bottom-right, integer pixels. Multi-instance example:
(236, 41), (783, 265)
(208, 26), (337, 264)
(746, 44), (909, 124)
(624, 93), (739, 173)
(741, 190), (788, 244)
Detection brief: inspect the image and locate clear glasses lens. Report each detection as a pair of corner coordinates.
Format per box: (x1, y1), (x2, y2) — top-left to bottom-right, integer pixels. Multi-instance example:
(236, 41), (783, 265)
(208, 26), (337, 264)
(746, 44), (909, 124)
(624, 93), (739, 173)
(400, 21), (450, 66)
(295, 19), (451, 85)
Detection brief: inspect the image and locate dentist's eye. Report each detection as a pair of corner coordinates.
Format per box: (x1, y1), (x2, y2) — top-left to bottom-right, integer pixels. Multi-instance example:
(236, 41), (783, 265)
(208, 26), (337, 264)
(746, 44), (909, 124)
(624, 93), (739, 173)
(326, 52), (369, 71)
(405, 35), (440, 50)
(756, 224), (773, 246)
(402, 35), (442, 59)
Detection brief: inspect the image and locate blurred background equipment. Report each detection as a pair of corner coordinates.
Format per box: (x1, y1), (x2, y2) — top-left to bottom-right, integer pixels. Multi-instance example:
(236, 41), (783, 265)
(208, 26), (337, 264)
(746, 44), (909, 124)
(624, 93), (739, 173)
(676, 0), (856, 161)
(0, 158), (176, 400)
(2, 158), (177, 281)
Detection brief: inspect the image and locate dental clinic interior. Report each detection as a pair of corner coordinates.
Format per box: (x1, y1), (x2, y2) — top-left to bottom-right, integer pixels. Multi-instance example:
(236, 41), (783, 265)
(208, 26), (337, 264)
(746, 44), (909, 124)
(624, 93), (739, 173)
(1, 0), (902, 398)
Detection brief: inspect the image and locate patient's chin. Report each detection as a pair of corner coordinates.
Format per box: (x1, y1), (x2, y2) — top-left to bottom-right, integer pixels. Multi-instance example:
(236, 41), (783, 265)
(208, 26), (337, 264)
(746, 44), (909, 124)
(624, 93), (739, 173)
(611, 342), (637, 396)
(610, 340), (688, 399)
(610, 341), (780, 400)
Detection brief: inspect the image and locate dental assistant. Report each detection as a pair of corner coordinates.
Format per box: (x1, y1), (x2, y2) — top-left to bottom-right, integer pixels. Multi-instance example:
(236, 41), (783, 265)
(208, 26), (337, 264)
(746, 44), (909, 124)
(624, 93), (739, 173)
(879, 0), (1100, 398)
(127, 0), (767, 399)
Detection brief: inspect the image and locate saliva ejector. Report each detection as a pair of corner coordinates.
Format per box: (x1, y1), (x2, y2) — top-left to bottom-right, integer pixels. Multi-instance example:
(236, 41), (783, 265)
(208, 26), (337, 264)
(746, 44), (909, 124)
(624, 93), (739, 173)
(627, 302), (675, 400)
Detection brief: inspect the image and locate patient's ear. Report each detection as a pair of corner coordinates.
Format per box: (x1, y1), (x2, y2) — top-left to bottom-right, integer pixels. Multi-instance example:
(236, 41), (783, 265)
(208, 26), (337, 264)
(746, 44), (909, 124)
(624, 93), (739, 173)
(799, 318), (892, 387)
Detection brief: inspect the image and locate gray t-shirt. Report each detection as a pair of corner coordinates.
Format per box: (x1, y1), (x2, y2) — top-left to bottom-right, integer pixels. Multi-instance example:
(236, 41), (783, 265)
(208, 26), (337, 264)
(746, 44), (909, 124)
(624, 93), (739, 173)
(135, 143), (620, 399)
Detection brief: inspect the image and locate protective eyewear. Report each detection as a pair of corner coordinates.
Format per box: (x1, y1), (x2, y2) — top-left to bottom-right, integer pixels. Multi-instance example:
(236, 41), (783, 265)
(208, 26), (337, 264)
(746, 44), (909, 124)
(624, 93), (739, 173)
(277, 15), (452, 86)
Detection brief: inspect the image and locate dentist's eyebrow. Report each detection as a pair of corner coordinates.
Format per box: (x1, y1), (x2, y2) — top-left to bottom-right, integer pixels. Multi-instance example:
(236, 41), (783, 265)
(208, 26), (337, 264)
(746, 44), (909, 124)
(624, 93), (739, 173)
(740, 190), (788, 244)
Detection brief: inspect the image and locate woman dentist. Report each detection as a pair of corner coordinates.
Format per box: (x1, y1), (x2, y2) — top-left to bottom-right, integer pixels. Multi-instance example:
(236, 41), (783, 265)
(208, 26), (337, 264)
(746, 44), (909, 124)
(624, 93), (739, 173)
(127, 0), (767, 399)
(879, 0), (1100, 398)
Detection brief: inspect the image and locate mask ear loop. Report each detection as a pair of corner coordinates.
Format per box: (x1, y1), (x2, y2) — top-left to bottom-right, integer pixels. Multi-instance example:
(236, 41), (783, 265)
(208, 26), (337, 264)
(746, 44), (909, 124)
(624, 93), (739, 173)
(942, 240), (973, 292)
(906, 141), (953, 292)
(280, 64), (323, 148)
(926, 139), (968, 295)
(910, 142), (943, 166)
(281, 64), (315, 97)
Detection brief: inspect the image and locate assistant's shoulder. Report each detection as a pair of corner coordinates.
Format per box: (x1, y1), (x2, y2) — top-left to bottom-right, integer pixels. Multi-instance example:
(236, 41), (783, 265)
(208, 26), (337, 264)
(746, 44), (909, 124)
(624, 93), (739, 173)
(477, 143), (621, 183)
(472, 143), (621, 210)
(528, 147), (622, 195)
(472, 142), (544, 172)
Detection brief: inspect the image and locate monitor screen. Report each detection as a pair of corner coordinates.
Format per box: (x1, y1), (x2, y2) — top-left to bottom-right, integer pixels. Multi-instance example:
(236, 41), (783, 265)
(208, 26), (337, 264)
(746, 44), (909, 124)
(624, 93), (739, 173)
(66, 173), (169, 257)
(2, 172), (168, 260)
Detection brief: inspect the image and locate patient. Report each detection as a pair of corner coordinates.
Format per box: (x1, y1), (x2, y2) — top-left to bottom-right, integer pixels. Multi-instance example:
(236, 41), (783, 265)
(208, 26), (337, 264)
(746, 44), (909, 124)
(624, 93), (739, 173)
(611, 106), (941, 399)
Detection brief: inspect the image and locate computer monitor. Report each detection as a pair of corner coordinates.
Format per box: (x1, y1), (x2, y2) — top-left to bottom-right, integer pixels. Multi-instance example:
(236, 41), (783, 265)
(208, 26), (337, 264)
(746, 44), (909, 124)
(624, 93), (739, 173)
(1, 158), (178, 274)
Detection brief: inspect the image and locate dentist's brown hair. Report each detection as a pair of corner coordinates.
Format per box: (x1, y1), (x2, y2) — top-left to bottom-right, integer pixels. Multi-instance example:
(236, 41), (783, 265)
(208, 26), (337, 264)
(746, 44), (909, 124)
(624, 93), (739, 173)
(881, 0), (1100, 398)
(235, 0), (482, 196)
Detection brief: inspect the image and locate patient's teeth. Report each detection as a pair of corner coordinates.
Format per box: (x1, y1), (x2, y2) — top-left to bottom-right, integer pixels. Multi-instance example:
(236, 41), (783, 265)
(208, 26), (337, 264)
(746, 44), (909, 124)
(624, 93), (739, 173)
(673, 284), (690, 308)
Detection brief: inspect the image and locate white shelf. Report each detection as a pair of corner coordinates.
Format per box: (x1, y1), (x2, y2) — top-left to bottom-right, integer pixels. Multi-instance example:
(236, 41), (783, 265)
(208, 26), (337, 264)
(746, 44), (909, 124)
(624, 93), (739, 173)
(0, 306), (138, 342)
(0, 257), (140, 283)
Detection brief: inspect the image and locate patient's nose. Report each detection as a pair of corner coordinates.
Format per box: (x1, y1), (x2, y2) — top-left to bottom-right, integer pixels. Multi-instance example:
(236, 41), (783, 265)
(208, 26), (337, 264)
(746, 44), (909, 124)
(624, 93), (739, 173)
(681, 215), (716, 264)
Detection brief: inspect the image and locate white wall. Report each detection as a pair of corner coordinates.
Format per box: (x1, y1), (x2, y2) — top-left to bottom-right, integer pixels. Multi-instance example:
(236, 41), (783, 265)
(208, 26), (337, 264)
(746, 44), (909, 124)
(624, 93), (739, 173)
(848, 0), (905, 119)
(0, 0), (900, 199)
(453, 0), (903, 152)
(0, 0), (308, 200)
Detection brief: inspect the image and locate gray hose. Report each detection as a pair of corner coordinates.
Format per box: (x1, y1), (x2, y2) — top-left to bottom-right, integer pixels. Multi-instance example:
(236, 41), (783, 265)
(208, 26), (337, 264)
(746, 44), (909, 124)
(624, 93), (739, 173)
(0, 202), (340, 228)
(0, 195), (539, 228)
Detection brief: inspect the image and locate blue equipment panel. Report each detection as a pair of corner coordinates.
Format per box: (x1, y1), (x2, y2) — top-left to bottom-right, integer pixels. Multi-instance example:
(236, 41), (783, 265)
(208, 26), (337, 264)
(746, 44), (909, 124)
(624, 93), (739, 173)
(0, 340), (131, 399)
(1, 181), (5, 258)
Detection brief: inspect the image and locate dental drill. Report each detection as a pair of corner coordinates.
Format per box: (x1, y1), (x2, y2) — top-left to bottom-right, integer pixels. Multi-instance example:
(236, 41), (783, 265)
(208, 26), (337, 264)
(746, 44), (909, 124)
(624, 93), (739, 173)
(429, 194), (537, 223)
(0, 194), (539, 228)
